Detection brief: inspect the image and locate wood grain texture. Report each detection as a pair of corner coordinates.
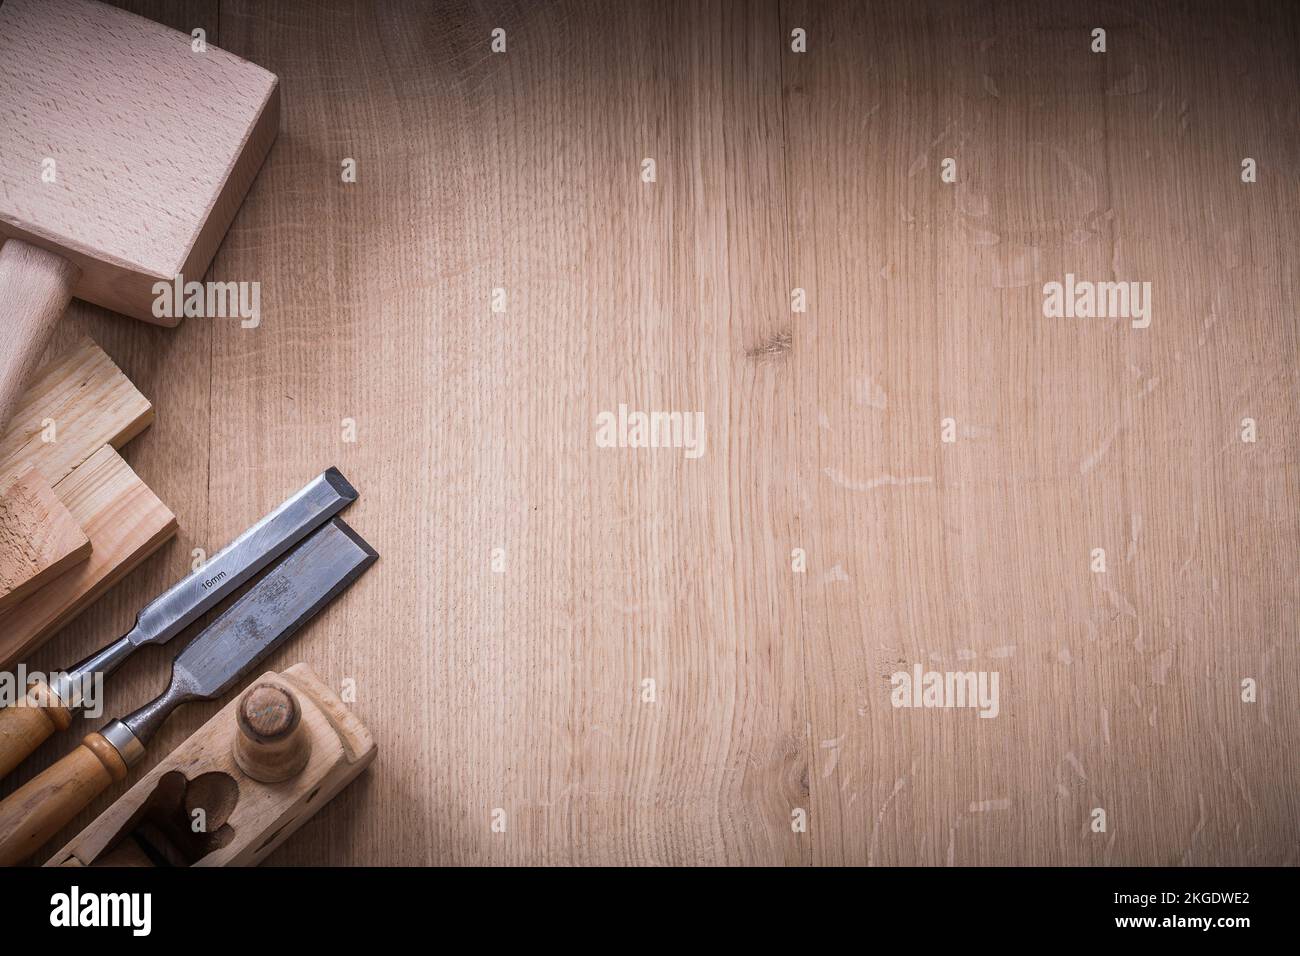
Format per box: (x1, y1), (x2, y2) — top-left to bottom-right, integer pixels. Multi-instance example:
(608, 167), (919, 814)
(0, 445), (177, 670)
(0, 0), (279, 322)
(0, 335), (153, 632)
(4, 0), (1295, 867)
(0, 467), (90, 613)
(0, 336), (154, 489)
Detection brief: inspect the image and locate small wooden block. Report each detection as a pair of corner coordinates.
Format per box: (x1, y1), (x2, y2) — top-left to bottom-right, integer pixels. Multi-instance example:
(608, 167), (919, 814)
(47, 664), (377, 868)
(0, 336), (158, 637)
(0, 466), (90, 613)
(0, 445), (177, 670)
(0, 336), (153, 489)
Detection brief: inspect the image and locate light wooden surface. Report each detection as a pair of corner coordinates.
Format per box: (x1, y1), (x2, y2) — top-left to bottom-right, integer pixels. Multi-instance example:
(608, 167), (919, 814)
(0, 468), (90, 613)
(0, 0), (279, 322)
(4, 0), (1296, 866)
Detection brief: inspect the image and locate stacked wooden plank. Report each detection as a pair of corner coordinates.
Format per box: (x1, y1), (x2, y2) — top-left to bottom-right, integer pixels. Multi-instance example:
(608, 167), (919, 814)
(0, 339), (176, 669)
(0, 468), (90, 610)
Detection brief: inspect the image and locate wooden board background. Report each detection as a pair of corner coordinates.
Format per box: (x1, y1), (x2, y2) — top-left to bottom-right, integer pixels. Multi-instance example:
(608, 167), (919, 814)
(4, 0), (1296, 866)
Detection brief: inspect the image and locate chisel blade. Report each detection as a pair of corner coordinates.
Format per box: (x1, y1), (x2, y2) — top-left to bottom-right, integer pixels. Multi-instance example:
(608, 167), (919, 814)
(123, 518), (376, 743)
(129, 467), (359, 647)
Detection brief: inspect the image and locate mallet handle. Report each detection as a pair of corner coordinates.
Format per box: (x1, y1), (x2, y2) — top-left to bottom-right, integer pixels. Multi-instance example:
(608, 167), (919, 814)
(0, 239), (80, 437)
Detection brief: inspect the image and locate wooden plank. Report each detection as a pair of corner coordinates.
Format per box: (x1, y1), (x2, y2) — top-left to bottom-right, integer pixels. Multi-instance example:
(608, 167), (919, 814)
(0, 445), (176, 670)
(0, 467), (90, 613)
(0, 337), (153, 488)
(0, 337), (153, 605)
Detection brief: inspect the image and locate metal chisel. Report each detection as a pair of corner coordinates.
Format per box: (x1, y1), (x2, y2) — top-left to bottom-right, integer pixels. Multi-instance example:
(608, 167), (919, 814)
(0, 516), (377, 866)
(0, 468), (358, 779)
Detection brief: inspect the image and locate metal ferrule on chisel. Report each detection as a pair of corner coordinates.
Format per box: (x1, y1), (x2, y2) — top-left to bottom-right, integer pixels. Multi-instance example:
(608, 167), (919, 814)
(47, 468), (358, 712)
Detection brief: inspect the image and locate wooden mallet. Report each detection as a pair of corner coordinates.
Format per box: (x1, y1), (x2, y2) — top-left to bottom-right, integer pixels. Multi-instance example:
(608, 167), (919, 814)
(0, 0), (279, 435)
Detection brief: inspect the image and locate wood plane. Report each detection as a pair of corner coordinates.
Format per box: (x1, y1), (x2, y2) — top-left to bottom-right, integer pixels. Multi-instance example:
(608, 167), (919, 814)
(47, 664), (375, 867)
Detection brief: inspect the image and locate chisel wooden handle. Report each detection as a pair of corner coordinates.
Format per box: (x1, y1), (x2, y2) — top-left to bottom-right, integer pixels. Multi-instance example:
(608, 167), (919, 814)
(0, 732), (126, 866)
(0, 239), (80, 438)
(0, 680), (72, 779)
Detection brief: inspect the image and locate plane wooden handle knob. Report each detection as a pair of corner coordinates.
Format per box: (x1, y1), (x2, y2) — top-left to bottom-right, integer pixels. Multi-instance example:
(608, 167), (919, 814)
(0, 680), (72, 780)
(0, 731), (126, 866)
(0, 239), (80, 438)
(233, 683), (310, 783)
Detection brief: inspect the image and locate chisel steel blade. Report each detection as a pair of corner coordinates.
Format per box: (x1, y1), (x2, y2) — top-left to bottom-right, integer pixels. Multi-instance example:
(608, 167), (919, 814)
(130, 467), (359, 647)
(174, 518), (375, 697)
(45, 468), (360, 717)
(122, 518), (377, 747)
